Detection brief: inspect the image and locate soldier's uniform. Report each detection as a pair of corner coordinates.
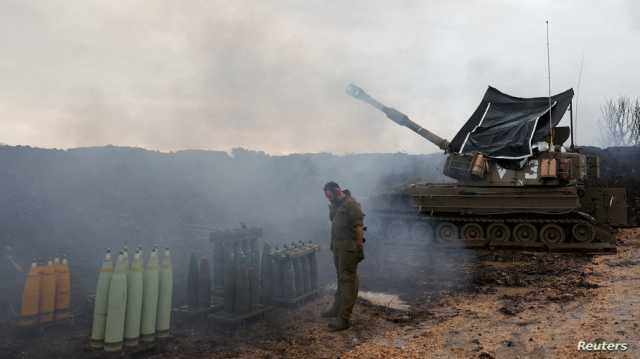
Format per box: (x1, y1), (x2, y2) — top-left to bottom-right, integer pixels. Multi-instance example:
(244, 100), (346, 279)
(328, 197), (365, 322)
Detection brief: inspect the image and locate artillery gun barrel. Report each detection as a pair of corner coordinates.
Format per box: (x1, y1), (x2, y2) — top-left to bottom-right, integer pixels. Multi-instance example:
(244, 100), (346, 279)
(346, 83), (450, 151)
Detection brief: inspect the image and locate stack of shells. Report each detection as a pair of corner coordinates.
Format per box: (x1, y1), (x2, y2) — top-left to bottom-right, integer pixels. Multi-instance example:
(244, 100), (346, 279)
(186, 253), (211, 310)
(89, 247), (173, 352)
(18, 257), (72, 327)
(266, 241), (319, 303)
(211, 227), (261, 297)
(219, 243), (261, 316)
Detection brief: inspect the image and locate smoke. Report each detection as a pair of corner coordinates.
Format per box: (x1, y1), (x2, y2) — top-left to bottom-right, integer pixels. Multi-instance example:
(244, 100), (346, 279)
(1, 1), (640, 153)
(0, 146), (452, 311)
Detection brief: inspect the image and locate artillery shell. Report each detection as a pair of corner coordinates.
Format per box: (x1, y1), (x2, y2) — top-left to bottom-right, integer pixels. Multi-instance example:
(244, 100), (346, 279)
(39, 260), (56, 323)
(223, 247), (236, 313)
(90, 251), (113, 348)
(141, 248), (159, 343)
(124, 250), (143, 347)
(198, 258), (211, 308)
(260, 243), (272, 304)
(234, 250), (251, 314)
(156, 248), (173, 338)
(283, 258), (296, 299)
(19, 260), (41, 328)
(54, 257), (71, 321)
(104, 253), (128, 352)
(292, 257), (304, 297)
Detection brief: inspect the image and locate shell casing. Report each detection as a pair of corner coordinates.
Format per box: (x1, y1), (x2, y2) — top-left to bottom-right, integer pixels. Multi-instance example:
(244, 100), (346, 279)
(223, 248), (236, 313)
(198, 258), (211, 308)
(18, 261), (41, 327)
(124, 251), (144, 347)
(140, 249), (159, 343)
(104, 254), (128, 352)
(90, 252), (113, 348)
(156, 249), (173, 338)
(53, 258), (71, 321)
(292, 257), (304, 297)
(38, 261), (56, 323)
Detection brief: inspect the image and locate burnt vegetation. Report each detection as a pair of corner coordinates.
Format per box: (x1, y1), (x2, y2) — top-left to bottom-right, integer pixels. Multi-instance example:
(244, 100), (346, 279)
(600, 96), (640, 146)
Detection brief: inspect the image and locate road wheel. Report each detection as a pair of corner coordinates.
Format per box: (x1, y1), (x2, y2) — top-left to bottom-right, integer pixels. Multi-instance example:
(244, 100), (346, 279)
(487, 223), (510, 242)
(540, 224), (566, 245)
(461, 223), (484, 241)
(513, 223), (537, 243)
(436, 222), (459, 242)
(572, 223), (595, 243)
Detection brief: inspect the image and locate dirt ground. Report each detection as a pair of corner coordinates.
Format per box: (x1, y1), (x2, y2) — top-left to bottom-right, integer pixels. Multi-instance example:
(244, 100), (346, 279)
(2, 229), (639, 359)
(341, 228), (640, 359)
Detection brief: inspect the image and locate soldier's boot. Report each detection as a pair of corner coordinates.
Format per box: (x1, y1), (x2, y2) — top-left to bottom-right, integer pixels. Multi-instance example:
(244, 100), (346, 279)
(328, 317), (350, 332)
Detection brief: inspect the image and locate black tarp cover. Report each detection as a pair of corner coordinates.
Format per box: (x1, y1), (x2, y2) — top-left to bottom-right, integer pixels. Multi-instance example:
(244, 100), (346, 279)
(448, 86), (574, 160)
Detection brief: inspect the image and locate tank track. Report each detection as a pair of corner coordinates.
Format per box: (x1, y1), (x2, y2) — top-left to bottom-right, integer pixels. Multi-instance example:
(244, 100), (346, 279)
(367, 210), (616, 252)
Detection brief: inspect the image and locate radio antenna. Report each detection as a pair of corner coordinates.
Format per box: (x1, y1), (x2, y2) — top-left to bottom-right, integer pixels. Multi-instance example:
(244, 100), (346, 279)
(575, 53), (584, 146)
(546, 20), (554, 151)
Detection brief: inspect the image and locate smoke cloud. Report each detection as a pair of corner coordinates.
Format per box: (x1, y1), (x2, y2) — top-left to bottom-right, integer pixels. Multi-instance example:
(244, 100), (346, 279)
(1, 1), (639, 153)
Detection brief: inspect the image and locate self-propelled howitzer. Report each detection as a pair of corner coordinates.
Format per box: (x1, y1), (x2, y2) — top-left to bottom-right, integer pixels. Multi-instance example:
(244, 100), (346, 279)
(346, 83), (627, 250)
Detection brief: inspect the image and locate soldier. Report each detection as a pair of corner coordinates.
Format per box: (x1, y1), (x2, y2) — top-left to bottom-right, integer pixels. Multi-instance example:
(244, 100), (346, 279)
(321, 181), (365, 331)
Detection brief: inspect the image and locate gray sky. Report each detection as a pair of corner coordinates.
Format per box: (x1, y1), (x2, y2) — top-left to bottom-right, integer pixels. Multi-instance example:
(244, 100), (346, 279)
(1, 0), (638, 154)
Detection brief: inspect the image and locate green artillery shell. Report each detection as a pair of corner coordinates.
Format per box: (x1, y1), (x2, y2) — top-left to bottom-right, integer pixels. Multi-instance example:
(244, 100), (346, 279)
(260, 243), (272, 304)
(156, 248), (173, 338)
(187, 253), (199, 308)
(124, 249), (144, 347)
(104, 253), (128, 352)
(198, 258), (211, 308)
(141, 248), (160, 343)
(223, 248), (236, 313)
(90, 250), (113, 348)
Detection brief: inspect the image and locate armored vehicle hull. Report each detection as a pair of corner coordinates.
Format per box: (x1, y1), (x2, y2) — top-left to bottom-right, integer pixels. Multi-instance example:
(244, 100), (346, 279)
(364, 183), (618, 251)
